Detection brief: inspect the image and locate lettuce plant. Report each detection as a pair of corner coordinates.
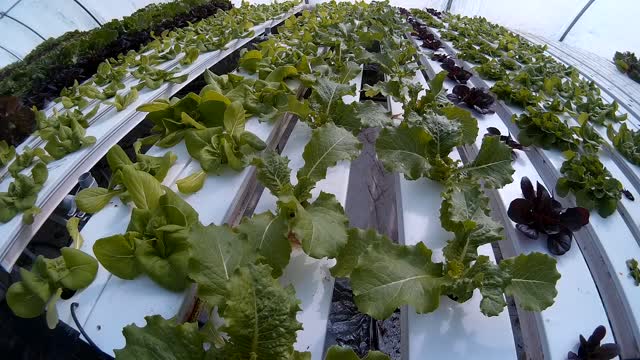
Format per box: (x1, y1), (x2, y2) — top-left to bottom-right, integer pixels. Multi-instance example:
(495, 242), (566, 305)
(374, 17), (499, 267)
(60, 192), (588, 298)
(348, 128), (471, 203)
(614, 51), (640, 83)
(0, 140), (16, 167)
(607, 123), (640, 166)
(446, 84), (496, 114)
(177, 101), (267, 193)
(513, 107), (579, 151)
(474, 60), (508, 81)
(93, 168), (198, 291)
(75, 144), (176, 213)
(508, 177), (589, 255)
(0, 162), (48, 224)
(440, 58), (473, 84)
(556, 151), (623, 218)
(628, 259), (640, 286)
(568, 326), (619, 360)
(6, 247), (98, 328)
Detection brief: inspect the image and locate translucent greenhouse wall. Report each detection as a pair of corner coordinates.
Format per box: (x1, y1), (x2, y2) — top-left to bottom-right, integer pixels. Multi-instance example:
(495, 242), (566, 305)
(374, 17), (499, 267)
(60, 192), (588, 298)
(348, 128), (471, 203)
(2, 0), (639, 68)
(0, 0), (171, 68)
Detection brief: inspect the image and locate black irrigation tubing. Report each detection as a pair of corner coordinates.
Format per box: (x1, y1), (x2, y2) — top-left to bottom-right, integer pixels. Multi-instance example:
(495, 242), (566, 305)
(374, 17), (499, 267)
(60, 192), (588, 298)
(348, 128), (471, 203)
(73, 0), (102, 27)
(70, 302), (99, 350)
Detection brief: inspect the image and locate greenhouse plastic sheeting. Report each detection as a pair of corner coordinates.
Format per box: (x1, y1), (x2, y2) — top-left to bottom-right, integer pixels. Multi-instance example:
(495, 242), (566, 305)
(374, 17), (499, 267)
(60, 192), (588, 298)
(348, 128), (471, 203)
(0, 0), (171, 67)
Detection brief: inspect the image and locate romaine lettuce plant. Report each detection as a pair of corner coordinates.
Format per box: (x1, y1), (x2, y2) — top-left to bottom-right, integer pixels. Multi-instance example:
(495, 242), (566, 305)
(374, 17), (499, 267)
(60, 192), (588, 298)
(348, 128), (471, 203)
(508, 177), (589, 255)
(75, 144), (176, 213)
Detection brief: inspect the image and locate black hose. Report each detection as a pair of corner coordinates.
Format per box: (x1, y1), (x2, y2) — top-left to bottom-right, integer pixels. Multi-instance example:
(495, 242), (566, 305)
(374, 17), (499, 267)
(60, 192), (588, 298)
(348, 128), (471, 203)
(70, 302), (98, 350)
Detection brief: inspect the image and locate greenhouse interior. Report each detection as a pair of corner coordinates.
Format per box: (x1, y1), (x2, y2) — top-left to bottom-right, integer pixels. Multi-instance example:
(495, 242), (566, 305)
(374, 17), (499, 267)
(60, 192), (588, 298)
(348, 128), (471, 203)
(1, 0), (640, 359)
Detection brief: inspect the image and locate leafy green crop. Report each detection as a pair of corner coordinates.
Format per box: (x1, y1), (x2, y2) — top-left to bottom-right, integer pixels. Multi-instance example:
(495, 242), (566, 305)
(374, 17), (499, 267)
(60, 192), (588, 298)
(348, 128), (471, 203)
(513, 107), (580, 151)
(6, 247), (97, 328)
(0, 162), (48, 224)
(628, 259), (640, 286)
(0, 140), (16, 167)
(607, 123), (640, 166)
(75, 144), (176, 213)
(491, 81), (541, 108)
(93, 170), (198, 291)
(178, 101), (267, 193)
(474, 60), (508, 81)
(614, 51), (640, 83)
(556, 151), (623, 217)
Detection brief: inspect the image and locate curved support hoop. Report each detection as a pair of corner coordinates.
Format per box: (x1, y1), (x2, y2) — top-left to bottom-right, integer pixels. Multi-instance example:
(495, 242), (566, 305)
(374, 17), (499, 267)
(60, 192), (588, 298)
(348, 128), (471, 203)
(559, 0), (596, 42)
(1, 12), (45, 40)
(0, 44), (21, 60)
(73, 0), (102, 26)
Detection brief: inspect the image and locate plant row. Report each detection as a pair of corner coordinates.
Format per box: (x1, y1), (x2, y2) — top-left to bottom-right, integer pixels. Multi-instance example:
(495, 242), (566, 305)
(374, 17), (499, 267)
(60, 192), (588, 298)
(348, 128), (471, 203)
(0, 0), (232, 109)
(411, 9), (638, 219)
(0, 1), (300, 226)
(6, 2), (561, 359)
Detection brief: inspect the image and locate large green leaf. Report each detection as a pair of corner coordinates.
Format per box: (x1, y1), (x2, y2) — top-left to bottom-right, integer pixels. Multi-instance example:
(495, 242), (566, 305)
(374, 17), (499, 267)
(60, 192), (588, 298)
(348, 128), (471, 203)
(420, 113), (463, 158)
(500, 252), (560, 311)
(223, 101), (246, 139)
(115, 315), (206, 360)
(188, 223), (256, 306)
(135, 235), (190, 292)
(237, 211), (290, 277)
(280, 192), (349, 259)
(121, 166), (164, 209)
(351, 241), (443, 319)
(297, 123), (361, 186)
(457, 136), (514, 188)
(375, 123), (431, 180)
(93, 233), (140, 280)
(6, 282), (46, 318)
(440, 182), (503, 265)
(332, 228), (388, 278)
(220, 263), (302, 359)
(58, 247), (98, 290)
(75, 187), (121, 213)
(439, 105), (478, 145)
(253, 151), (292, 197)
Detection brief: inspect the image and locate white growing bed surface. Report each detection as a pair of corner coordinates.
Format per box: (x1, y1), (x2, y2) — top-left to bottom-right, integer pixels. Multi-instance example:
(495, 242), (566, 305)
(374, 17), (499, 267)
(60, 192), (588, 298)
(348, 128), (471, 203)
(3, 2), (640, 360)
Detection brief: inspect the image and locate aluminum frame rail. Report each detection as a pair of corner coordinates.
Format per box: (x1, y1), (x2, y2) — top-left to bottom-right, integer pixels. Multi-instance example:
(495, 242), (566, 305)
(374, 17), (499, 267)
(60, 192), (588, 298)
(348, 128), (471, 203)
(0, 4), (305, 270)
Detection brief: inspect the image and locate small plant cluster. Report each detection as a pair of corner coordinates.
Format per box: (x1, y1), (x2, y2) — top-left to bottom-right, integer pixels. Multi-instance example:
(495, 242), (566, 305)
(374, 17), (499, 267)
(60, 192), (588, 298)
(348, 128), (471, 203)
(508, 177), (589, 255)
(613, 51), (640, 83)
(568, 326), (619, 360)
